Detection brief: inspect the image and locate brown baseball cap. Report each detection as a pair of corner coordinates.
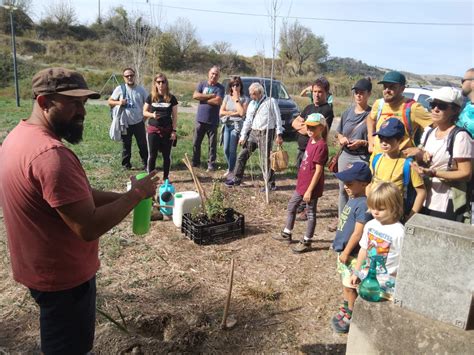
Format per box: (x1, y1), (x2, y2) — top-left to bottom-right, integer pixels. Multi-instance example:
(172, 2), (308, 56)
(32, 67), (100, 99)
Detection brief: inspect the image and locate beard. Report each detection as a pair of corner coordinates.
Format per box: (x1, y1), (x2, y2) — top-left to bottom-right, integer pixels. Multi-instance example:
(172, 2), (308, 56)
(51, 114), (84, 144)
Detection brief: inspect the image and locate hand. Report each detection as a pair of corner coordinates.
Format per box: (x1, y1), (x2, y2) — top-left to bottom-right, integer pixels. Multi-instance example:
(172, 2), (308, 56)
(402, 147), (420, 158)
(350, 274), (360, 287)
(303, 190), (312, 202)
(238, 139), (245, 146)
(346, 139), (366, 150)
(338, 253), (349, 265)
(154, 112), (159, 119)
(129, 170), (160, 200)
(338, 136), (350, 146)
(120, 98), (128, 106)
(275, 135), (283, 145)
(170, 131), (177, 140)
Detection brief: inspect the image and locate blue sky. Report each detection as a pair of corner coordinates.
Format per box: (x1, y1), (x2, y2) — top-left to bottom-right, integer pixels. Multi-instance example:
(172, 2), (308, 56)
(31, 0), (473, 76)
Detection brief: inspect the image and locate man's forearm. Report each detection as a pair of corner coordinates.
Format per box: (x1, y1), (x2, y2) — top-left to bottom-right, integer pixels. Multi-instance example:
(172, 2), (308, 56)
(92, 189), (123, 207)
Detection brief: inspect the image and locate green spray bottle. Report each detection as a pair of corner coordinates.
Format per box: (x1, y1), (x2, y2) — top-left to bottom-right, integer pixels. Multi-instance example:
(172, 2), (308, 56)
(132, 172), (152, 235)
(359, 255), (387, 302)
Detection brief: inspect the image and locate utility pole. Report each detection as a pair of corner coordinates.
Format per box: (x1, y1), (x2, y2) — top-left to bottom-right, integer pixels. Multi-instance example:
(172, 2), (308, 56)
(98, 0), (101, 23)
(2, 4), (20, 107)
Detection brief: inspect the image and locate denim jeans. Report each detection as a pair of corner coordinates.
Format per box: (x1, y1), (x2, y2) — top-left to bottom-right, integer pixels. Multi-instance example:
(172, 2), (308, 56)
(285, 191), (318, 239)
(223, 123), (239, 172)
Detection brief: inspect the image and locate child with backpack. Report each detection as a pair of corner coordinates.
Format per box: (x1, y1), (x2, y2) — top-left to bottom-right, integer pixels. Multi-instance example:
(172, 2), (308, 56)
(370, 117), (426, 221)
(345, 182), (405, 330)
(330, 162), (373, 333)
(273, 113), (328, 253)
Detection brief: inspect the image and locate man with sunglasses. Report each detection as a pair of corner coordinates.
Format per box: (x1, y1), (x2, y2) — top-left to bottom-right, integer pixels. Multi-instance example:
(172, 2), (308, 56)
(367, 71), (432, 156)
(108, 67), (148, 170)
(192, 66), (225, 171)
(457, 68), (474, 137)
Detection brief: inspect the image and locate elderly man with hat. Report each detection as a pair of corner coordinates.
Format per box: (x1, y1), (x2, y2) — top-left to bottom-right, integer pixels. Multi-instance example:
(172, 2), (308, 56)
(0, 68), (160, 354)
(367, 71), (432, 156)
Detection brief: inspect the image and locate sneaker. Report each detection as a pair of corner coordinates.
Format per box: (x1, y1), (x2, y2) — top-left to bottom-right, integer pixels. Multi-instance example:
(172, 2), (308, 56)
(291, 239), (311, 254)
(224, 179), (241, 188)
(295, 210), (308, 221)
(206, 165), (216, 172)
(331, 314), (351, 334)
(331, 306), (347, 324)
(272, 230), (292, 242)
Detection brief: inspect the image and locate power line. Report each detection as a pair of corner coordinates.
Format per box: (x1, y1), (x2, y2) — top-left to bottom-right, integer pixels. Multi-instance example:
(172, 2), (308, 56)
(135, 2), (473, 27)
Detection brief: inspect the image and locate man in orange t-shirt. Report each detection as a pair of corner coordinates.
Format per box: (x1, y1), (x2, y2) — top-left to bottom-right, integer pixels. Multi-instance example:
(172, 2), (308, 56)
(367, 71), (432, 155)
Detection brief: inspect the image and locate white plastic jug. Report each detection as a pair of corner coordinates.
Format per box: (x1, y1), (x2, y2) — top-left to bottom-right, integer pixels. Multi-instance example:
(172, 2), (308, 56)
(172, 191), (202, 228)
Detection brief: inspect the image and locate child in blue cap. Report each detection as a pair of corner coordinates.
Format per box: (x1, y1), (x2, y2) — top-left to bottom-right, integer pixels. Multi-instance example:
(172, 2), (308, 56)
(370, 117), (426, 221)
(331, 162), (373, 333)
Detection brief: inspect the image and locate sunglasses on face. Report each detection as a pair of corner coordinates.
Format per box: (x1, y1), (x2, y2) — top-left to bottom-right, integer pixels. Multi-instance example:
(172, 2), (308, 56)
(124, 74), (135, 78)
(429, 101), (449, 110)
(231, 83), (241, 87)
(461, 78), (474, 84)
(156, 80), (166, 84)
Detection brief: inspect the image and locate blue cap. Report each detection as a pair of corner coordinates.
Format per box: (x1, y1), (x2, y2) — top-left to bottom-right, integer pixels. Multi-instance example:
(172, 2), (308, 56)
(373, 117), (405, 139)
(335, 162), (372, 183)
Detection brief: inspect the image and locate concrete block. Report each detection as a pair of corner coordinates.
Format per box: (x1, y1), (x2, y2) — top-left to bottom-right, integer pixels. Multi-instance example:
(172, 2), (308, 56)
(347, 298), (474, 355)
(394, 214), (474, 330)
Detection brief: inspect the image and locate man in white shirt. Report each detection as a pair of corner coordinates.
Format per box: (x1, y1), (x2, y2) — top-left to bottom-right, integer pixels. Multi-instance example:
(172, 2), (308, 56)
(225, 82), (283, 190)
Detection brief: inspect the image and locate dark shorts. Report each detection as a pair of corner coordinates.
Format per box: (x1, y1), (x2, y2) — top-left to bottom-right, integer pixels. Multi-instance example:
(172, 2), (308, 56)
(29, 276), (96, 355)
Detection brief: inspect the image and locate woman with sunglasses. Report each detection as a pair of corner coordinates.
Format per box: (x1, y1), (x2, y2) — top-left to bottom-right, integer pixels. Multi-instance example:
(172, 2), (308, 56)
(411, 87), (473, 222)
(143, 73), (178, 181)
(219, 76), (249, 179)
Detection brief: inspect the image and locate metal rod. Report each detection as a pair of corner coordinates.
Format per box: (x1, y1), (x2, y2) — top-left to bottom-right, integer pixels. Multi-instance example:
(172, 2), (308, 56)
(9, 9), (20, 107)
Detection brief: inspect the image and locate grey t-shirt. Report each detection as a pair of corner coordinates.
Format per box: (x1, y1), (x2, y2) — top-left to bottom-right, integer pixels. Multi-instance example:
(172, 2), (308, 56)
(332, 196), (372, 254)
(337, 104), (371, 156)
(111, 84), (148, 125)
(221, 95), (249, 132)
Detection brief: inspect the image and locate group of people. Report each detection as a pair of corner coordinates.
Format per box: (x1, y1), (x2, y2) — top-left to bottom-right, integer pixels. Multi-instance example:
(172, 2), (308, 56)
(275, 69), (474, 334)
(0, 65), (473, 352)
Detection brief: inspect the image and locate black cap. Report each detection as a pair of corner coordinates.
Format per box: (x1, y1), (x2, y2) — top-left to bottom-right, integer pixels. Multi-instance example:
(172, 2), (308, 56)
(352, 78), (372, 92)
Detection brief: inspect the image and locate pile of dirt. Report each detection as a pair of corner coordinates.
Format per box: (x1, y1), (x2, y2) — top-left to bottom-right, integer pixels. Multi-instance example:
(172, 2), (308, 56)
(0, 170), (348, 354)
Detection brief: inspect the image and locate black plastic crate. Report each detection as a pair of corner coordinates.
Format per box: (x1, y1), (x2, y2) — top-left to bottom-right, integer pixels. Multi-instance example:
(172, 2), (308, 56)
(181, 208), (245, 245)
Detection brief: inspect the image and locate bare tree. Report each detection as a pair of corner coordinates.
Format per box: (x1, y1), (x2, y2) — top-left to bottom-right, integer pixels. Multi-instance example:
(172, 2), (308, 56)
(279, 20), (328, 76)
(167, 17), (200, 64)
(45, 0), (77, 26)
(212, 41), (231, 55)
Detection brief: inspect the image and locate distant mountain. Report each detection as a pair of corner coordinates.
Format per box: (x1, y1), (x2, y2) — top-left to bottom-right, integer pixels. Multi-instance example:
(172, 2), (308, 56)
(322, 57), (461, 87)
(321, 57), (385, 78)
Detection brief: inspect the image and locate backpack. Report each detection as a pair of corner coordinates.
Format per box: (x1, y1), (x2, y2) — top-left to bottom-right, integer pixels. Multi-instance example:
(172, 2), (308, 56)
(372, 153), (416, 216)
(422, 126), (473, 214)
(375, 98), (419, 146)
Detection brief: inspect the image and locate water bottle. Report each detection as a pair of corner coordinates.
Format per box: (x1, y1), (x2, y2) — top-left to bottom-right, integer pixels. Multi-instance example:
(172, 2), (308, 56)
(158, 179), (175, 216)
(359, 255), (387, 302)
(132, 172), (152, 235)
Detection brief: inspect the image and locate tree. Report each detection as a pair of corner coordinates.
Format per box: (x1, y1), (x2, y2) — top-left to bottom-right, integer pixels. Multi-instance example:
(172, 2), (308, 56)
(0, 6), (33, 35)
(279, 21), (329, 76)
(167, 18), (200, 65)
(156, 32), (182, 71)
(45, 0), (78, 26)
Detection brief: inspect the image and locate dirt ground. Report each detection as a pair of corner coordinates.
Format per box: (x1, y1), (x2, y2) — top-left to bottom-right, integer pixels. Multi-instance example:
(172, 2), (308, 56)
(0, 168), (348, 354)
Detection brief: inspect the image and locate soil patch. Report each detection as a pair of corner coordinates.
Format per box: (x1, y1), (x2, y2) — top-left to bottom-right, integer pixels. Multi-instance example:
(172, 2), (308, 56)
(0, 170), (347, 353)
